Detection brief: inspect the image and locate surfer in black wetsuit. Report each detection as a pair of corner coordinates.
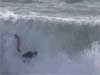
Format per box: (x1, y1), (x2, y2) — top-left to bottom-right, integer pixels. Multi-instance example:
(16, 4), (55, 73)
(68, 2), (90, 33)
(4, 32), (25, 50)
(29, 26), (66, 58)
(22, 51), (37, 59)
(14, 34), (21, 53)
(14, 34), (38, 62)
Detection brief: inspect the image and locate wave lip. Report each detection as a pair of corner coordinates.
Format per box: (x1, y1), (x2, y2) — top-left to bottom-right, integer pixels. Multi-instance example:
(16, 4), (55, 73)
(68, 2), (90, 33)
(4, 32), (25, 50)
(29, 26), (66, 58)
(0, 9), (100, 25)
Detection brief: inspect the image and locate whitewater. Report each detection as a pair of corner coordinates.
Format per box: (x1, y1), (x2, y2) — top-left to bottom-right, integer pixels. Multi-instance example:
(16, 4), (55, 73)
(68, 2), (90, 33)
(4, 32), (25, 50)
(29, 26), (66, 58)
(0, 0), (100, 75)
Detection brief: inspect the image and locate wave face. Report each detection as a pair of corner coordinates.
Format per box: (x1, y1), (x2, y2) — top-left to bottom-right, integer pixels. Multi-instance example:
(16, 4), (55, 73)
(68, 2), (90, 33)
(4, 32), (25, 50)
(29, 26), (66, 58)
(0, 10), (100, 75)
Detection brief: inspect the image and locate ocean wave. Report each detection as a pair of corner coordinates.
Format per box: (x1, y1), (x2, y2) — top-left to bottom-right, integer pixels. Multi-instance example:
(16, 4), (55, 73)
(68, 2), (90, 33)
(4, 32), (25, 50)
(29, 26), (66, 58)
(0, 9), (100, 24)
(0, 9), (100, 74)
(0, 9), (99, 56)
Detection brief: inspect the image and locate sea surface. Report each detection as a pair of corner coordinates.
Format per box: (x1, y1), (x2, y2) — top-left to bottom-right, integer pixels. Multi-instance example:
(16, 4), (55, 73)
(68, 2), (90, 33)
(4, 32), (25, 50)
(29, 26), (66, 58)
(0, 0), (100, 75)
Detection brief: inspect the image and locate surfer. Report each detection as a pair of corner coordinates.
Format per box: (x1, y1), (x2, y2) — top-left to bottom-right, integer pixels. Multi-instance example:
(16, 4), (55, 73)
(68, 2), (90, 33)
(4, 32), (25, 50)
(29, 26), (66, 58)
(22, 50), (38, 59)
(14, 34), (38, 62)
(14, 34), (21, 53)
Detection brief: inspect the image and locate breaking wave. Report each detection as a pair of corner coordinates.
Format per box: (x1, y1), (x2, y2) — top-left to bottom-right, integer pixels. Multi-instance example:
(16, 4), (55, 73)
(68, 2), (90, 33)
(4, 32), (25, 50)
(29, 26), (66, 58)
(0, 9), (100, 75)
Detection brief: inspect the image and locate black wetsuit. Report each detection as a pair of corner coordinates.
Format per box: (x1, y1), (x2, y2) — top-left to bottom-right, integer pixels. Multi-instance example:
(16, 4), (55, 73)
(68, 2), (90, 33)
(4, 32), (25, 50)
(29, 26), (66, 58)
(22, 51), (38, 59)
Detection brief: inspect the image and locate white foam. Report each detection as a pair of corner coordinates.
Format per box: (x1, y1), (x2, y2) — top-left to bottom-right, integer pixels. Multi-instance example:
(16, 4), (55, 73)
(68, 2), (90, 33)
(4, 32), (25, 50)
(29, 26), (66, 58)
(0, 9), (100, 25)
(83, 42), (100, 75)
